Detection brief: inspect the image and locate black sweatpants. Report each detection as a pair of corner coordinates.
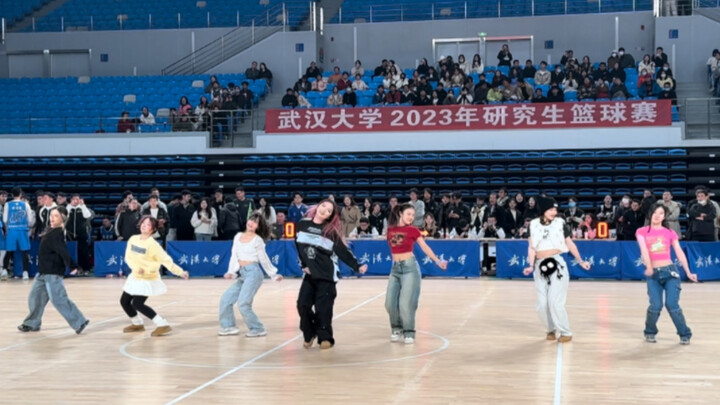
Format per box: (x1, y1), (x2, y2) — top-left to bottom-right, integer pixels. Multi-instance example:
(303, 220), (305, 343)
(3, 250), (30, 273)
(297, 276), (337, 345)
(120, 292), (157, 320)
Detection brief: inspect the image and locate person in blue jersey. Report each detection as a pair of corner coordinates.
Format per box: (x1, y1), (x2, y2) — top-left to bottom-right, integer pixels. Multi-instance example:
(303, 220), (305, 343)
(3, 188), (34, 281)
(0, 206), (6, 280)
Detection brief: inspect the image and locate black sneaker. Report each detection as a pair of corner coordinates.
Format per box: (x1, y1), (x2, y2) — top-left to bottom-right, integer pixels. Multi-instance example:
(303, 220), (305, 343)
(76, 320), (90, 335)
(17, 324), (39, 332)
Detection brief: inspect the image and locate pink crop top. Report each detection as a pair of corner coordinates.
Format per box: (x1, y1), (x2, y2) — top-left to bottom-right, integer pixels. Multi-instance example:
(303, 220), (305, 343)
(636, 226), (678, 263)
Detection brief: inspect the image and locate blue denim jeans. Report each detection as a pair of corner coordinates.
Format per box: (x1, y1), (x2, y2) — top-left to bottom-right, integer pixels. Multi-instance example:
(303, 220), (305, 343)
(644, 265), (691, 339)
(195, 234), (212, 241)
(219, 263), (265, 332)
(385, 257), (421, 338)
(22, 274), (87, 331)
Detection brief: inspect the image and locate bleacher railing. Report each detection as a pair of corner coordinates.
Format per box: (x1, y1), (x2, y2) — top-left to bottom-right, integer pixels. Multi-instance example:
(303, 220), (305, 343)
(161, 3), (300, 76)
(677, 97), (720, 140)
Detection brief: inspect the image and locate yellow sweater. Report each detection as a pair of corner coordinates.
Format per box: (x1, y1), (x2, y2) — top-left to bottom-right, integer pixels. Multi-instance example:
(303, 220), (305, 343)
(124, 235), (185, 280)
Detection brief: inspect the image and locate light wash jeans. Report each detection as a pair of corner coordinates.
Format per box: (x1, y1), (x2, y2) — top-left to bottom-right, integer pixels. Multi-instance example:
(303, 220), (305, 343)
(196, 234), (212, 241)
(533, 255), (572, 336)
(644, 264), (691, 339)
(385, 257), (421, 338)
(219, 263), (265, 332)
(22, 274), (87, 331)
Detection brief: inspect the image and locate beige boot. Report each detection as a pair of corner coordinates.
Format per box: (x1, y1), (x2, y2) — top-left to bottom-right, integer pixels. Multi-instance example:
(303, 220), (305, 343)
(123, 324), (145, 333)
(151, 326), (172, 337)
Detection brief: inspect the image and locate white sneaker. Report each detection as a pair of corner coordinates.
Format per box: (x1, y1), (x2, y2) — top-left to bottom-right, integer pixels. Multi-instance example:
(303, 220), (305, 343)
(22, 271), (29, 281)
(217, 327), (240, 336)
(245, 330), (267, 338)
(404, 337), (415, 344)
(390, 331), (402, 342)
(0, 269), (8, 281)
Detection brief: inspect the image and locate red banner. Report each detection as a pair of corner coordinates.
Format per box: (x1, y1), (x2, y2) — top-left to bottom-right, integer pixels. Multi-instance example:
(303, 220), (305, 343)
(265, 100), (672, 133)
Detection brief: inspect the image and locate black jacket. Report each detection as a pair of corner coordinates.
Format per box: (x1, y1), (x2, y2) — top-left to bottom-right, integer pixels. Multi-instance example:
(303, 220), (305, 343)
(622, 210), (645, 239)
(295, 219), (360, 282)
(38, 228), (77, 276)
(117, 209), (141, 240)
(687, 202), (717, 240)
(172, 203), (196, 241)
(218, 203), (242, 240)
(66, 205), (91, 239)
(141, 206), (170, 238)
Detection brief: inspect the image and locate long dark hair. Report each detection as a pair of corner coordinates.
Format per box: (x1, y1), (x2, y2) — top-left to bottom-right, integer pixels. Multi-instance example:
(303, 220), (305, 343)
(247, 213), (271, 240)
(259, 197), (272, 219)
(388, 203), (415, 227)
(198, 197), (213, 219)
(646, 202), (670, 232)
(305, 199), (343, 242)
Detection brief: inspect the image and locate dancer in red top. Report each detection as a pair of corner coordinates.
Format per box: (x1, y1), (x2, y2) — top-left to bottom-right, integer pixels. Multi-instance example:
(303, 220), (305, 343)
(385, 203), (447, 344)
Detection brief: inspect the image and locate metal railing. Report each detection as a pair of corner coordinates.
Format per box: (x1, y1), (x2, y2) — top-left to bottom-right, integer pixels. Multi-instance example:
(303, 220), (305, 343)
(677, 97), (720, 139)
(161, 3), (296, 76)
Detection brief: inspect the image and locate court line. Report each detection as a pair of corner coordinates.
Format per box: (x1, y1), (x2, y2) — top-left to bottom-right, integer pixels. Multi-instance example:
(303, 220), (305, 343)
(119, 329), (450, 370)
(554, 343), (564, 405)
(0, 300), (182, 354)
(165, 291), (386, 405)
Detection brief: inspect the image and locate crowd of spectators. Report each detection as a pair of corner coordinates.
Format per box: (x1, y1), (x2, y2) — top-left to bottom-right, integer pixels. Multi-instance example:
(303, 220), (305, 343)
(283, 46), (679, 109)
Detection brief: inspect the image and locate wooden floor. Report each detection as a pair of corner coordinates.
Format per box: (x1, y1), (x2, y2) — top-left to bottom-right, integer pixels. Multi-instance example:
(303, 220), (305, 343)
(1, 276), (719, 405)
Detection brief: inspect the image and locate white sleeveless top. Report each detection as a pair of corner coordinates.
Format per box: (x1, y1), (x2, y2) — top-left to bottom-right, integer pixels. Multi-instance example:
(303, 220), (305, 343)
(529, 217), (569, 253)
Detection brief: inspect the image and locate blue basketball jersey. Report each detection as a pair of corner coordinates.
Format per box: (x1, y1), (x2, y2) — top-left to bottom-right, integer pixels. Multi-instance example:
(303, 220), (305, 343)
(6, 200), (29, 230)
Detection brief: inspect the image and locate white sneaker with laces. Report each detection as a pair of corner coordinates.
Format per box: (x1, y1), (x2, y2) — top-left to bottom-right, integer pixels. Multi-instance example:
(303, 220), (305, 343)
(245, 330), (268, 337)
(404, 337), (415, 344)
(390, 331), (402, 342)
(217, 327), (240, 336)
(22, 271), (29, 281)
(0, 269), (8, 281)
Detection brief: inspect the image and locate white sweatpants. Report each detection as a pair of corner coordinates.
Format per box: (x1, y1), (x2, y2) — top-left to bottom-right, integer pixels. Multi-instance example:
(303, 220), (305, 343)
(533, 255), (571, 336)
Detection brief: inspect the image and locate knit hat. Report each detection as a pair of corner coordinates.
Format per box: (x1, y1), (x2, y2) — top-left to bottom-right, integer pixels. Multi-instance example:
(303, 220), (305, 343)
(536, 196), (559, 215)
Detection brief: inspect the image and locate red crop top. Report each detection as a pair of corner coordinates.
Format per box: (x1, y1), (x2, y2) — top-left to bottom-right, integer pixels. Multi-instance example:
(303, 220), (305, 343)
(387, 226), (422, 254)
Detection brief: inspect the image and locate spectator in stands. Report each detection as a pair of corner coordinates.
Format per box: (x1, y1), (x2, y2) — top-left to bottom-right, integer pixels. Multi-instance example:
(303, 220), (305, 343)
(486, 83), (502, 103)
(640, 189), (658, 220)
(562, 71), (579, 94)
(638, 68), (654, 88)
(439, 71), (452, 89)
(524, 196), (539, 219)
(209, 81), (224, 102)
(472, 81), (489, 104)
(327, 86), (343, 107)
(179, 96), (192, 115)
(595, 78), (610, 99)
(658, 83), (677, 105)
(418, 212), (440, 239)
(237, 82), (254, 120)
(233, 187), (255, 231)
(351, 60), (364, 77)
(607, 51), (619, 70)
(506, 199), (523, 237)
(66, 194), (92, 272)
(478, 214), (506, 239)
(532, 87), (547, 103)
(116, 199), (141, 240)
(563, 197), (584, 231)
(258, 62), (273, 88)
(341, 195), (361, 237)
(373, 59), (389, 78)
(451, 69), (465, 88)
(171, 190), (196, 241)
(211, 189), (225, 212)
(205, 75), (220, 94)
(245, 61), (260, 80)
(95, 216), (116, 242)
(194, 96), (211, 130)
(521, 60), (536, 79)
(456, 54), (468, 74)
(288, 193), (308, 224)
(338, 86), (355, 107)
(596, 194), (616, 225)
(414, 89), (431, 106)
(661, 191), (682, 238)
(35, 192), (55, 237)
(281, 88), (298, 108)
(416, 76), (432, 95)
(550, 65), (565, 86)
(560, 50), (574, 66)
(610, 77), (630, 99)
(304, 61), (321, 80)
(707, 49), (720, 92)
(401, 85), (417, 104)
(352, 74), (368, 91)
(687, 188), (717, 241)
(218, 202), (240, 240)
(509, 60), (523, 80)
(328, 66), (342, 84)
(621, 200), (645, 240)
(191, 198), (217, 241)
(336, 72), (351, 91)
(497, 44), (512, 67)
(500, 78), (518, 102)
(270, 211), (286, 240)
(359, 198), (372, 218)
(173, 113), (194, 132)
(396, 73), (409, 89)
(592, 62), (610, 84)
(546, 85), (565, 102)
(114, 190), (134, 218)
(139, 107), (155, 125)
(296, 90), (312, 108)
(577, 213), (597, 240)
(368, 202), (386, 235)
(424, 67), (437, 82)
(534, 62), (551, 85)
(56, 192), (68, 208)
(638, 54), (655, 76)
(434, 82), (448, 103)
(441, 90), (456, 105)
(513, 192), (527, 214)
(618, 48), (636, 70)
(422, 189), (440, 222)
(609, 62), (626, 85)
(142, 194), (169, 241)
(408, 188), (425, 227)
(383, 84), (401, 105)
(415, 58), (429, 77)
(614, 195), (632, 240)
(311, 74), (327, 92)
(656, 70), (674, 89)
(469, 54), (484, 74)
(117, 111), (135, 133)
(372, 85), (386, 105)
(470, 196), (487, 233)
(294, 76), (312, 93)
(458, 87), (474, 105)
(578, 77), (596, 100)
(348, 217), (379, 238)
(578, 56), (593, 77)
(448, 192), (471, 234)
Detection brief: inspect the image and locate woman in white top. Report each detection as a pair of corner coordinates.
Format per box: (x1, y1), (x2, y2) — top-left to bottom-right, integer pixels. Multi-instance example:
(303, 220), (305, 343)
(190, 198), (218, 241)
(471, 54), (484, 74)
(218, 213), (282, 337)
(637, 54), (655, 76)
(352, 74), (369, 91)
(457, 54), (469, 74)
(327, 86), (343, 106)
(256, 197), (277, 227)
(351, 60), (364, 77)
(562, 71), (579, 93)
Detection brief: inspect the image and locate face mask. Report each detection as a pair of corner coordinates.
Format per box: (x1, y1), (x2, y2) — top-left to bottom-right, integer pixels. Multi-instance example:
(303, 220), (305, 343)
(568, 202), (576, 208)
(699, 199), (707, 205)
(622, 198), (630, 204)
(619, 51), (625, 56)
(612, 53), (617, 58)
(663, 67), (669, 71)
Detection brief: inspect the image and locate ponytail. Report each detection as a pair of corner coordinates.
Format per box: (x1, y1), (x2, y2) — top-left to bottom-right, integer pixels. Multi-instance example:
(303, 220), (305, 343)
(388, 203), (414, 227)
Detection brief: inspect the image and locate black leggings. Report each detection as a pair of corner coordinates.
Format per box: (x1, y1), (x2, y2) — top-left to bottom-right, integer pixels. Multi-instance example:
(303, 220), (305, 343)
(3, 250), (30, 273)
(120, 292), (157, 320)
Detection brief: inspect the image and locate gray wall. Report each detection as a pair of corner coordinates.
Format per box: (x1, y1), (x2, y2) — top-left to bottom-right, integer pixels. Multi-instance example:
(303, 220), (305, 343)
(1, 27), (236, 77)
(321, 13), (656, 74)
(655, 15), (720, 83)
(210, 31), (318, 92)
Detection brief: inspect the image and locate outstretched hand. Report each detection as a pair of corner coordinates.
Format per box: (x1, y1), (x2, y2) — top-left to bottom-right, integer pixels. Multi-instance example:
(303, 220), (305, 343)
(224, 272), (236, 280)
(358, 265), (368, 274)
(437, 260), (448, 271)
(180, 271), (190, 280)
(687, 273), (698, 283)
(523, 267), (533, 276)
(579, 261), (591, 271)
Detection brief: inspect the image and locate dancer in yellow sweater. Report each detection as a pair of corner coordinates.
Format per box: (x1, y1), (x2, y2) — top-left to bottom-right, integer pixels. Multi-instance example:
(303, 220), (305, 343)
(121, 216), (188, 336)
